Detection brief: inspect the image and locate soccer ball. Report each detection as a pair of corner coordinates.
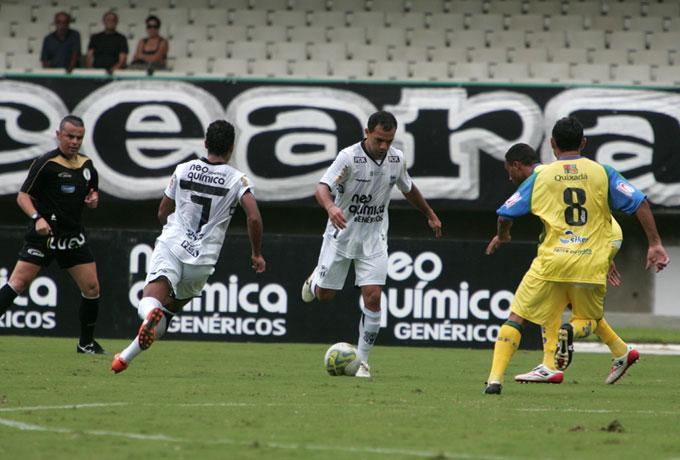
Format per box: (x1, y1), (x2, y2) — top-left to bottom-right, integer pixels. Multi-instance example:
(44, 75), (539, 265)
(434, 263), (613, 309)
(324, 342), (360, 376)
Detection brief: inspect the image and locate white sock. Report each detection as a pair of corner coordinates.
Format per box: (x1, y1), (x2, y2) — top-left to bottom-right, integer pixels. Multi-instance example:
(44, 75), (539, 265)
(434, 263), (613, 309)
(310, 275), (319, 301)
(121, 297), (168, 363)
(357, 309), (381, 363)
(120, 337), (143, 363)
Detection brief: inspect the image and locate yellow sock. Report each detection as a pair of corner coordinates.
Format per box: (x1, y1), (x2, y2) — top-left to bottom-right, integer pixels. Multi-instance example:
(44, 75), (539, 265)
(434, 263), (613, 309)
(541, 320), (560, 370)
(570, 318), (597, 339)
(594, 318), (628, 357)
(488, 322), (522, 384)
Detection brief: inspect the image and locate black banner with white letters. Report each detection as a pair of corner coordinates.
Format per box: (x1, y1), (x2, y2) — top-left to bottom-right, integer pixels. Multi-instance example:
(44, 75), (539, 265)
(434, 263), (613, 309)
(0, 227), (541, 350)
(1, 76), (679, 208)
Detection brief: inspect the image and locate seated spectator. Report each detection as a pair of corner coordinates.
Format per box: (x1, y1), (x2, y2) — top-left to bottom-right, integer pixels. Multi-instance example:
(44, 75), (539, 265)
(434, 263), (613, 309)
(128, 15), (168, 73)
(40, 12), (81, 72)
(85, 11), (128, 73)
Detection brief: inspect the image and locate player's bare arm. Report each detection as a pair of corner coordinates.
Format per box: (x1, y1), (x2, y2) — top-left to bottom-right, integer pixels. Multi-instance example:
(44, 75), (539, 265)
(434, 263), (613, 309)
(17, 191), (52, 236)
(157, 195), (175, 226)
(486, 216), (513, 255)
(402, 184), (441, 238)
(241, 190), (266, 274)
(315, 183), (346, 230)
(634, 199), (670, 272)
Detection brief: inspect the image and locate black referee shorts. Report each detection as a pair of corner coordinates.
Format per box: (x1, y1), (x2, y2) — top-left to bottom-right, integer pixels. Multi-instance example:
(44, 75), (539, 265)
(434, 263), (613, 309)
(18, 234), (95, 269)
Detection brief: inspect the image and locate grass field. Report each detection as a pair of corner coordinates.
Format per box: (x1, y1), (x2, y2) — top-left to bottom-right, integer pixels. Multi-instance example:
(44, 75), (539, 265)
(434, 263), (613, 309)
(1, 335), (679, 460)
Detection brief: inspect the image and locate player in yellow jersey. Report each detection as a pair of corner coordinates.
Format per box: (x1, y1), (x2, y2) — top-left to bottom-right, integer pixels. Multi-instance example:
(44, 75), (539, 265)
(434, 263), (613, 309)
(483, 117), (669, 395)
(499, 143), (635, 386)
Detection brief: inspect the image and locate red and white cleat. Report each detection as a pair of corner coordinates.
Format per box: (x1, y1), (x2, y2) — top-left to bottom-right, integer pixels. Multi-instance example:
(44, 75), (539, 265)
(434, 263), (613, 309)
(515, 364), (564, 384)
(606, 347), (639, 384)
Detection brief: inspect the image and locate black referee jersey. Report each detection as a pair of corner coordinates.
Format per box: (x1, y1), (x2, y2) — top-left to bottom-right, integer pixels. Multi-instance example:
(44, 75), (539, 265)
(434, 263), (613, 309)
(20, 148), (99, 236)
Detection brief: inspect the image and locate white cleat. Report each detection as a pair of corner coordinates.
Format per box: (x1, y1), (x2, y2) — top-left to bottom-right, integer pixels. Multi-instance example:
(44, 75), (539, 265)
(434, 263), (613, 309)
(301, 267), (318, 303)
(355, 361), (371, 378)
(515, 364), (564, 384)
(606, 346), (639, 384)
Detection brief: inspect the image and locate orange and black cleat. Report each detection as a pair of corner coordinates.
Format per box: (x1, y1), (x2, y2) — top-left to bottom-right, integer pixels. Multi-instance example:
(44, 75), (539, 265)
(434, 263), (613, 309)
(111, 353), (129, 374)
(138, 308), (164, 350)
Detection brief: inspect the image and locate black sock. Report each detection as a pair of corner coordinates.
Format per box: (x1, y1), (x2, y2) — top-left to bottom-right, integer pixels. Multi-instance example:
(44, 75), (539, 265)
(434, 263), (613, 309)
(79, 295), (99, 345)
(0, 284), (19, 318)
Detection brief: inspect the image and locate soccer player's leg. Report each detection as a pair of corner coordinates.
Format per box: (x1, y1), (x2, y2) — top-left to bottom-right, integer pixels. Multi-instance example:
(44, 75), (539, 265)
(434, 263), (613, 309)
(568, 283), (638, 382)
(65, 254), (109, 354)
(0, 260), (42, 318)
(571, 285), (628, 356)
(487, 316), (524, 393)
(113, 245), (183, 374)
(515, 314), (564, 384)
(113, 281), (172, 374)
(595, 317), (628, 358)
(353, 253), (387, 378)
(303, 238), (350, 303)
(2, 237), (50, 319)
(558, 284), (604, 370)
(486, 273), (565, 393)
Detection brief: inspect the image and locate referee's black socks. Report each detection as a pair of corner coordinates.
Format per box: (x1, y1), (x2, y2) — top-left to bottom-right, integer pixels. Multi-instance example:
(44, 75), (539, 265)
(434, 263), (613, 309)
(79, 295), (100, 346)
(0, 283), (19, 318)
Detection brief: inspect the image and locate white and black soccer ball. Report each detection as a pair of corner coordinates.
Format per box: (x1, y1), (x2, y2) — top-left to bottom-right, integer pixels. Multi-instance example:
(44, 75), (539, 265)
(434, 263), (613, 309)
(324, 342), (360, 376)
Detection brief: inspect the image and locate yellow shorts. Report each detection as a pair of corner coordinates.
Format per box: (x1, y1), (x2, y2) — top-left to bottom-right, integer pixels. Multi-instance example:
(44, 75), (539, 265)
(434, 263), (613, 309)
(511, 271), (606, 325)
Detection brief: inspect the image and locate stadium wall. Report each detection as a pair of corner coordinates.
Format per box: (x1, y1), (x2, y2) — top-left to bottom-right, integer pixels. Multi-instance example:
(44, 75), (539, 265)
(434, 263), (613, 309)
(1, 75), (678, 317)
(0, 227), (542, 349)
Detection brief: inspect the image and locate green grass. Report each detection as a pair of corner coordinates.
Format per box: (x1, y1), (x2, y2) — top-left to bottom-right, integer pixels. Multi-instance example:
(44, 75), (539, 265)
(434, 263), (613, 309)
(583, 327), (680, 344)
(1, 336), (679, 460)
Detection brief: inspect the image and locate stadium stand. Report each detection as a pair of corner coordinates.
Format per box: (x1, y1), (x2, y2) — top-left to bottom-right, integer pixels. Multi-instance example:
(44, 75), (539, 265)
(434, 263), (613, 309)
(529, 61), (570, 83)
(250, 58), (289, 77)
(291, 25), (328, 44)
(411, 60), (450, 81)
(290, 58), (331, 78)
(331, 59), (370, 79)
(308, 42), (347, 61)
(451, 61), (490, 82)
(211, 57), (249, 77)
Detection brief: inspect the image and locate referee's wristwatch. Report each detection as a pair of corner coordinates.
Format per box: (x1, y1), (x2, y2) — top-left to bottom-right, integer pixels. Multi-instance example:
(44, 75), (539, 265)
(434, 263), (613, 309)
(30, 212), (41, 222)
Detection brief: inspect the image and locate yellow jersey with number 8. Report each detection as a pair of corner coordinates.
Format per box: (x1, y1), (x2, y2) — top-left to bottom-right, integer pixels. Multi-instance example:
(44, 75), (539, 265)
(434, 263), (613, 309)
(497, 157), (645, 285)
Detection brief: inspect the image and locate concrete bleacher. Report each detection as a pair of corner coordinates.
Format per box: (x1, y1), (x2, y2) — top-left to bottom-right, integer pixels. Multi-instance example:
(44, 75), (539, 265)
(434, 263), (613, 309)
(0, 0), (679, 85)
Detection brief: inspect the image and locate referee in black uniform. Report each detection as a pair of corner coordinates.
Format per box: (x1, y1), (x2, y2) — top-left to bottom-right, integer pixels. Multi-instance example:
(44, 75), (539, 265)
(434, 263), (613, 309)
(0, 115), (108, 354)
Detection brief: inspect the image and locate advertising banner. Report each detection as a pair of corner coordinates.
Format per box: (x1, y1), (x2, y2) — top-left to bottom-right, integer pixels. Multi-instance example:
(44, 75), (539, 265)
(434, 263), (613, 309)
(1, 76), (678, 209)
(0, 228), (541, 349)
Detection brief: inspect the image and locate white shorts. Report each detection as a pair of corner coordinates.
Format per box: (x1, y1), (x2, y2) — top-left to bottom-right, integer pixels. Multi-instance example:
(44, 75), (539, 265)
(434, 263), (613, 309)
(314, 237), (387, 290)
(146, 241), (215, 300)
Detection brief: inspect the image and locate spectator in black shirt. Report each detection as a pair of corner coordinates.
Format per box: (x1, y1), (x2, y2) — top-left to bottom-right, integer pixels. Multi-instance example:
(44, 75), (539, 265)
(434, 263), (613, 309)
(40, 11), (81, 72)
(0, 115), (108, 355)
(85, 11), (128, 73)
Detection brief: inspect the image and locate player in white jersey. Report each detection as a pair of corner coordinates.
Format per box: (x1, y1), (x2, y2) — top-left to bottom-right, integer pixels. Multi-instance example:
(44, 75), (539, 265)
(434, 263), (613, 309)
(112, 120), (265, 374)
(301, 111), (442, 377)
